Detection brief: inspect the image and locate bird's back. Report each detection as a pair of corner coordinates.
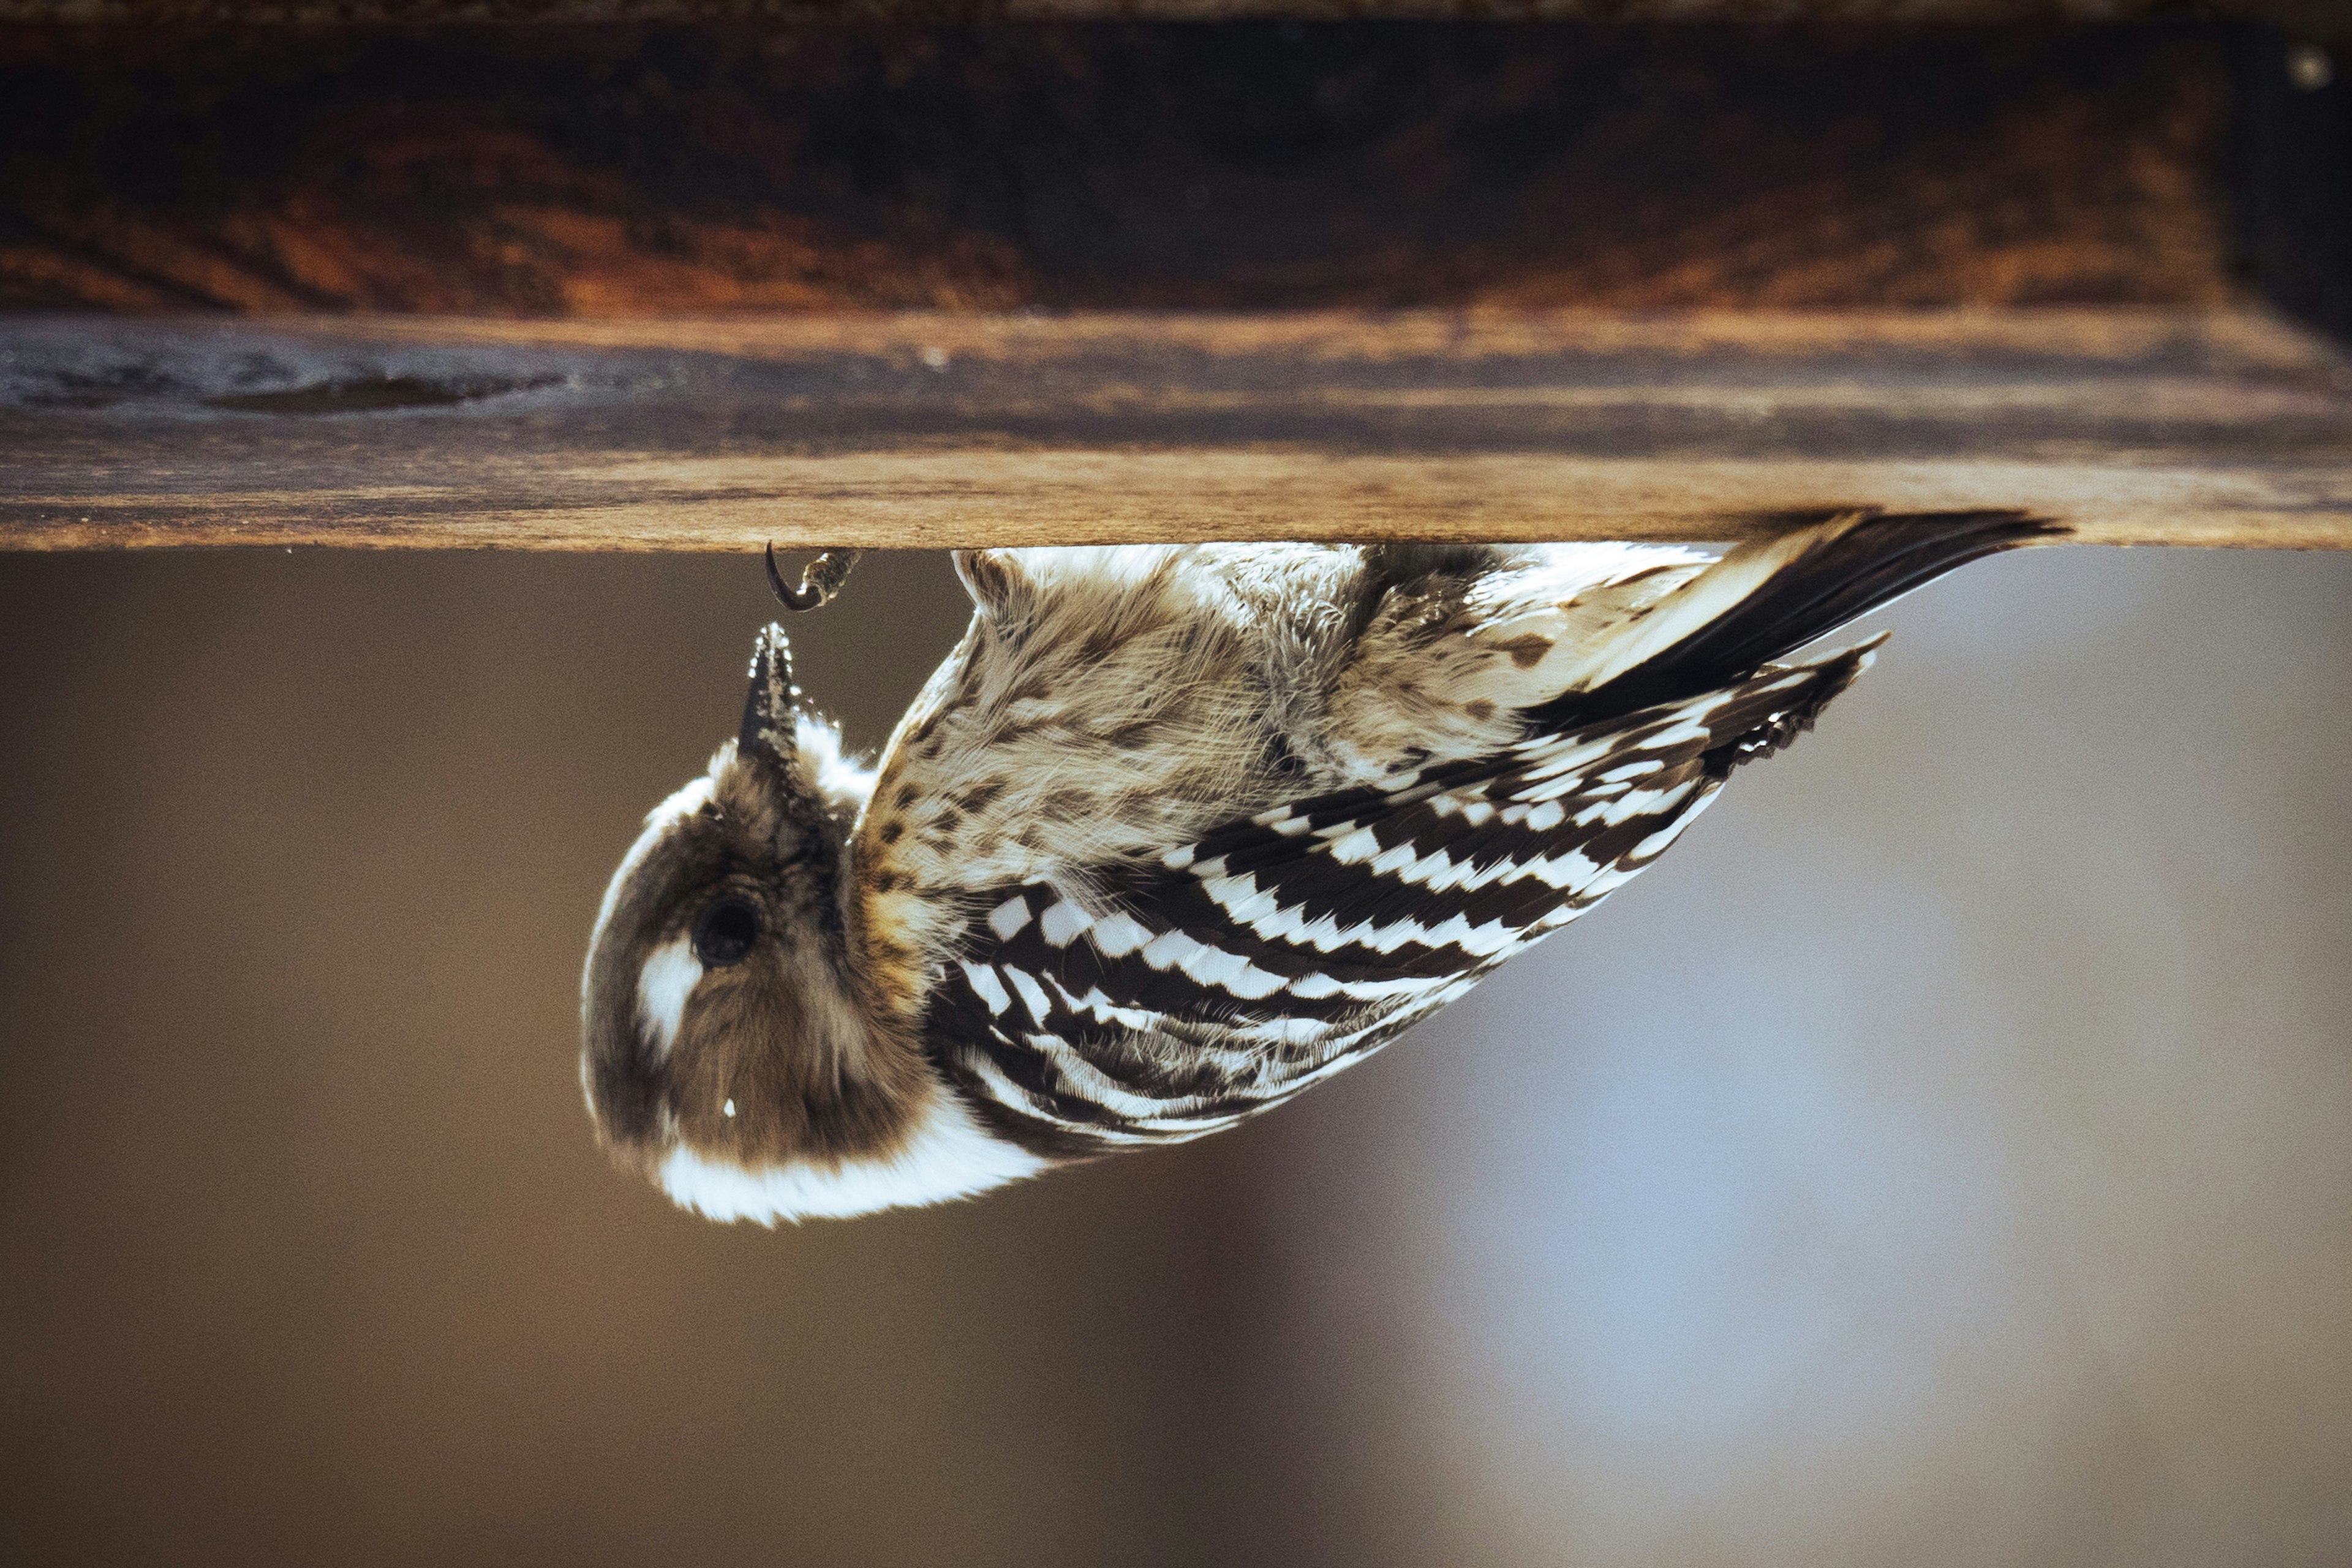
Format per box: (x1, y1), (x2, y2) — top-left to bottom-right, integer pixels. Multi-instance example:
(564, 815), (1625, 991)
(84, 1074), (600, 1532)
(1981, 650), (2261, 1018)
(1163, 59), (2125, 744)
(859, 516), (2053, 1157)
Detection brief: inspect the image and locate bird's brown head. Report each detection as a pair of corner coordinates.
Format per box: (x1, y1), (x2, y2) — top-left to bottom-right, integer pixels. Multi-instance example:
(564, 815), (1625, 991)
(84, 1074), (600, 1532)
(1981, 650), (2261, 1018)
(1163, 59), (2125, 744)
(581, 623), (938, 1221)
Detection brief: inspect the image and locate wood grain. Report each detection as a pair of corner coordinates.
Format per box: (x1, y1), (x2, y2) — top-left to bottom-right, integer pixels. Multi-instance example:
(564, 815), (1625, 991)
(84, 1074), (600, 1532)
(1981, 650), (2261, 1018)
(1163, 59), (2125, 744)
(7, 309), (2347, 550)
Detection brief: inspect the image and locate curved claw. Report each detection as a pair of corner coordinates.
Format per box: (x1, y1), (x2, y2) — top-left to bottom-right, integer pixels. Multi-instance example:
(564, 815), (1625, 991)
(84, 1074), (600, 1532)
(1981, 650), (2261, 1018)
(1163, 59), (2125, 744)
(764, 545), (863, 612)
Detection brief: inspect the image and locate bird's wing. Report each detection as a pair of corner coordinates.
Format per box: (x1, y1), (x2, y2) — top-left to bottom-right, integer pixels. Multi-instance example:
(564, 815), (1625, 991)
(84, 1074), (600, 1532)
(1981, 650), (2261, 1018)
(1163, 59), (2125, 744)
(924, 643), (1874, 1156)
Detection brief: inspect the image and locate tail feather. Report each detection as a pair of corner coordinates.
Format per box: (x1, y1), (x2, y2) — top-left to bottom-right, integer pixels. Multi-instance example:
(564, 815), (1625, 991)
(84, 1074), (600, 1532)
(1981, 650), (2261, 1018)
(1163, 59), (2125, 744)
(1538, 509), (2060, 729)
(1696, 638), (1881, 779)
(1654, 510), (2058, 679)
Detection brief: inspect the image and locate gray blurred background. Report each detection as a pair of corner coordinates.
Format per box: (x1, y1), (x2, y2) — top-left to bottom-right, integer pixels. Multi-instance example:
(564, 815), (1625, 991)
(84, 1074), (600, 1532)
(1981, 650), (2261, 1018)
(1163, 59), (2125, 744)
(1, 542), (2346, 1566)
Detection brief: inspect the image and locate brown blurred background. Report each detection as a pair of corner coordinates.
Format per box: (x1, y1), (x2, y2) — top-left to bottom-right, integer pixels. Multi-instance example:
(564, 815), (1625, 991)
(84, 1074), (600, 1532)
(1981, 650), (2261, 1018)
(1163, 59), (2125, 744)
(1, 543), (2347, 1566)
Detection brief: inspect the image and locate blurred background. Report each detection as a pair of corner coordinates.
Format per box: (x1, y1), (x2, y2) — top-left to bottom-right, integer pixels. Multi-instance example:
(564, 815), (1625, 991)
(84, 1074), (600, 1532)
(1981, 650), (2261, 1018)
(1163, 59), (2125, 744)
(1, 542), (2346, 1566)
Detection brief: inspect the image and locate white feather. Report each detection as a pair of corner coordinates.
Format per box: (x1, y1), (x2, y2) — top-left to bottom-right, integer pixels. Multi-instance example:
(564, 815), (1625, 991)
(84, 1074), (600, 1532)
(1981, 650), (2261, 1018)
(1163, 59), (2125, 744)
(794, 710), (876, 815)
(657, 1090), (1047, 1223)
(635, 937), (701, 1063)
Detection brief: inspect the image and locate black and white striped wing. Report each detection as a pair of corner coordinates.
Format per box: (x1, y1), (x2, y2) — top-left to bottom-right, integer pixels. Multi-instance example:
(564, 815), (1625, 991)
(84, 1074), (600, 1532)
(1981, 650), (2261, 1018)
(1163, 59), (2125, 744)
(924, 652), (1868, 1156)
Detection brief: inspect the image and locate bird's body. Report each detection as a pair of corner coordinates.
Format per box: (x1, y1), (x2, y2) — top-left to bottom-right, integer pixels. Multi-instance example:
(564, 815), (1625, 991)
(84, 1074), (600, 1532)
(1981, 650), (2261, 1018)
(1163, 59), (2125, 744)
(583, 514), (2052, 1222)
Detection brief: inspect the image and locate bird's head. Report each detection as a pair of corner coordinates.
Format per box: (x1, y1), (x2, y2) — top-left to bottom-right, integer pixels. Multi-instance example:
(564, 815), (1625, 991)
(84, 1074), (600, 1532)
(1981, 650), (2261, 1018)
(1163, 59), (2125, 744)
(580, 622), (935, 1219)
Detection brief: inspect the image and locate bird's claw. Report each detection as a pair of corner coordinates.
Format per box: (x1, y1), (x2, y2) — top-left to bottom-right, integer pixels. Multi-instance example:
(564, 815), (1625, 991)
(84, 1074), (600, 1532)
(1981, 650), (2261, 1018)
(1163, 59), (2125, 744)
(765, 545), (863, 612)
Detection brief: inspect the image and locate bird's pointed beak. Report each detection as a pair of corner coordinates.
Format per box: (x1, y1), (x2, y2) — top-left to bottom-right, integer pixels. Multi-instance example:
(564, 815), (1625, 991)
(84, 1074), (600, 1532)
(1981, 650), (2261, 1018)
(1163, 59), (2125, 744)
(738, 623), (800, 768)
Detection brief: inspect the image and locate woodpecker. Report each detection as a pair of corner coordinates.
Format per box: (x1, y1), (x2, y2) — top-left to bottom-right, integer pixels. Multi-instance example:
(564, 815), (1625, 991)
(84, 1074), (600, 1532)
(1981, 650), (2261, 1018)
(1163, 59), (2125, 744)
(582, 512), (2056, 1222)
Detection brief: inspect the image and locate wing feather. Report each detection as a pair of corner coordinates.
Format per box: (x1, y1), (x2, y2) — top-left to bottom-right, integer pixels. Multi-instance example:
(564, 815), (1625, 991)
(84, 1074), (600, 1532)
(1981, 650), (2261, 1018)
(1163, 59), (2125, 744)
(926, 644), (1874, 1154)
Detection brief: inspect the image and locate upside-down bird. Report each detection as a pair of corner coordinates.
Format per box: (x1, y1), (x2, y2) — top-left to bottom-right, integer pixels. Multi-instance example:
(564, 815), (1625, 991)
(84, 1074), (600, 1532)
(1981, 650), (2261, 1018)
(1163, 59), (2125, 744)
(582, 511), (2056, 1222)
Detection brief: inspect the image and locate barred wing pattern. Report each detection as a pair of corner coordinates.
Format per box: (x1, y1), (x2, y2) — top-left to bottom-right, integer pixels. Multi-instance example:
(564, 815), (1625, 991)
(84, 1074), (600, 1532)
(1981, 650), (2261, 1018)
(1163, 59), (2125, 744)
(925, 649), (1873, 1156)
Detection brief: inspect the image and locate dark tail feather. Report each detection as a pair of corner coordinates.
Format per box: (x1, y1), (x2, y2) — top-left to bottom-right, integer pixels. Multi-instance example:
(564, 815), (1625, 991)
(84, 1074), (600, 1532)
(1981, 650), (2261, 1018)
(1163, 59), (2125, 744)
(1697, 639), (1879, 778)
(1653, 510), (2057, 679)
(1547, 509), (2060, 726)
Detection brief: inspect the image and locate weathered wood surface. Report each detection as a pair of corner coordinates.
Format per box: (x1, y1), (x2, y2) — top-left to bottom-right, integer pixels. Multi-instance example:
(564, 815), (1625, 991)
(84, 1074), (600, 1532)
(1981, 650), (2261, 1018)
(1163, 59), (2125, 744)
(0, 25), (2245, 315)
(7, 309), (2348, 549)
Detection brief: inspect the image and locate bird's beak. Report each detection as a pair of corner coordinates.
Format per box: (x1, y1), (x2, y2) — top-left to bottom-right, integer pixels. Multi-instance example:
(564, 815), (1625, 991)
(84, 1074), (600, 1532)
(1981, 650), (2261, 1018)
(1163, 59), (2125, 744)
(738, 622), (800, 769)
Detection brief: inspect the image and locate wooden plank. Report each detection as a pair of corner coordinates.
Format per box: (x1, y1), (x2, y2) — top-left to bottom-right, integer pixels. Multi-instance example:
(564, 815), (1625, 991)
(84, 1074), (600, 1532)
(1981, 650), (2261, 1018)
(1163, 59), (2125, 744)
(6, 309), (2347, 549)
(6, 25), (2342, 551)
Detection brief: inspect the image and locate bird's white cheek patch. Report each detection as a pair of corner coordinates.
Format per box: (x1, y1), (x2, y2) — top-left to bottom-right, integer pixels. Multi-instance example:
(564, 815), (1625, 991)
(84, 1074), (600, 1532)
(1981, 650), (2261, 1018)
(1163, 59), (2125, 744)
(656, 1092), (1049, 1223)
(636, 936), (702, 1063)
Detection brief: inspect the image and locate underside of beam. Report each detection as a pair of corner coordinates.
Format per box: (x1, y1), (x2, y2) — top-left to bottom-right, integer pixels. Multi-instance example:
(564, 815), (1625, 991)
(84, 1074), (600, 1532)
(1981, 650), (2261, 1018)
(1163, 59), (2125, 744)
(7, 309), (2347, 549)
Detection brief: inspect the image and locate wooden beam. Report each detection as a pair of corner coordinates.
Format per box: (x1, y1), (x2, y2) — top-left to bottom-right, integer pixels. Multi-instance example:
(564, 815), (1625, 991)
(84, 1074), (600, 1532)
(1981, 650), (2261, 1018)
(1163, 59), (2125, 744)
(7, 309), (2347, 549)
(5, 24), (2345, 550)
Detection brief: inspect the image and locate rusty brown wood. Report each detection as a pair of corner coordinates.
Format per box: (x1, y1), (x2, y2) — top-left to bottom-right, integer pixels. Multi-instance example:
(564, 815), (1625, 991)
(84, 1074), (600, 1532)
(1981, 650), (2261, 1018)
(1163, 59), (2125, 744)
(0, 24), (2246, 316)
(6, 308), (2348, 550)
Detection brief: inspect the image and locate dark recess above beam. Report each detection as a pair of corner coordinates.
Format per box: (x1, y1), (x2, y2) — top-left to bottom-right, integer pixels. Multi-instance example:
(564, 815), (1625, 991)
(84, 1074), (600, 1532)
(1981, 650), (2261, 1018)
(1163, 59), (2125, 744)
(0, 23), (2261, 315)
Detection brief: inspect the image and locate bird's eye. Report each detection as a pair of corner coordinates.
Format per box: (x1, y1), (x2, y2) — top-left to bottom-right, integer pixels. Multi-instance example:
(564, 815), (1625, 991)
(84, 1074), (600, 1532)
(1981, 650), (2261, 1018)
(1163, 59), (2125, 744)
(692, 898), (761, 968)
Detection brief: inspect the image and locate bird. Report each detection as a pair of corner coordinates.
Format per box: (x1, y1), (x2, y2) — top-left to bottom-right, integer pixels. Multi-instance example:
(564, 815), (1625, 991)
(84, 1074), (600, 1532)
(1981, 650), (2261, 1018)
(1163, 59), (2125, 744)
(581, 511), (2056, 1223)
